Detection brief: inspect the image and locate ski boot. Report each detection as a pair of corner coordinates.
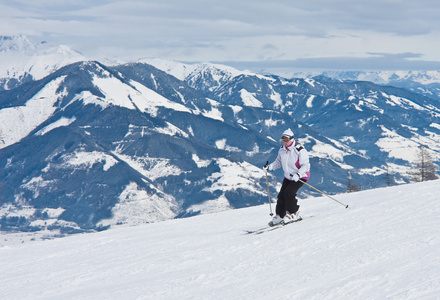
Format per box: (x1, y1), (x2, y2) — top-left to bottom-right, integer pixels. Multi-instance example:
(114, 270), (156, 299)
(268, 214), (284, 227)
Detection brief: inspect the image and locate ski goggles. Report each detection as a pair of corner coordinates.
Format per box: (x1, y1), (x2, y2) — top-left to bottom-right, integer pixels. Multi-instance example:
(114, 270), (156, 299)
(281, 135), (293, 142)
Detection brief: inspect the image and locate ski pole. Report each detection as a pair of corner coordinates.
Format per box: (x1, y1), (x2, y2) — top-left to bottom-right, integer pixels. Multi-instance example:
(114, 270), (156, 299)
(299, 179), (349, 209)
(265, 161), (274, 216)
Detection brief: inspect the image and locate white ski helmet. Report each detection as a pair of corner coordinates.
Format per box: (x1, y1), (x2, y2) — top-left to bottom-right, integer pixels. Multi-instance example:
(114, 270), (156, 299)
(281, 128), (294, 141)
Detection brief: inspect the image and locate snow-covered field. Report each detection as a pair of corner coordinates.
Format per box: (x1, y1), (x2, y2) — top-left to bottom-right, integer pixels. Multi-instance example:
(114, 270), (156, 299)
(1, 180), (439, 299)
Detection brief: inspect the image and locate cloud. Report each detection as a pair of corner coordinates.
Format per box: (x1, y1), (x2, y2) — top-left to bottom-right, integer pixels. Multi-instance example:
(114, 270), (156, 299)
(290, 0), (440, 36)
(221, 52), (440, 74)
(1, 1), (440, 70)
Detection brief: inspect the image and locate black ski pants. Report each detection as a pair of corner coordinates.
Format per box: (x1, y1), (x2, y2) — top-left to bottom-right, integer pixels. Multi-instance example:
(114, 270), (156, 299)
(276, 178), (304, 218)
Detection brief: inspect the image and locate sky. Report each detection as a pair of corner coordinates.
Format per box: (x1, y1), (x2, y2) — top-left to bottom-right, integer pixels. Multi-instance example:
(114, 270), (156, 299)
(2, 0), (440, 74)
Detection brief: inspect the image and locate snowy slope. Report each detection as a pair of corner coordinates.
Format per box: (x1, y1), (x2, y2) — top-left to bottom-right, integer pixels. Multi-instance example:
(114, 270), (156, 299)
(1, 180), (439, 299)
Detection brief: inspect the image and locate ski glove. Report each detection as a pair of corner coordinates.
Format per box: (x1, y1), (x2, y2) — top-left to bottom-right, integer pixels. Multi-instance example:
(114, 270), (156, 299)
(263, 162), (270, 171)
(290, 173), (300, 182)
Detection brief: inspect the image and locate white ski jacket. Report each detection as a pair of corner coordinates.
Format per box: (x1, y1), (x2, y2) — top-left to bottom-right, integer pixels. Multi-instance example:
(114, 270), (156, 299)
(268, 140), (310, 181)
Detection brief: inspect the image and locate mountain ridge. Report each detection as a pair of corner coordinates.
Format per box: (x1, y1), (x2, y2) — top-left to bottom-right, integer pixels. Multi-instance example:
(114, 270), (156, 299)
(292, 70), (440, 101)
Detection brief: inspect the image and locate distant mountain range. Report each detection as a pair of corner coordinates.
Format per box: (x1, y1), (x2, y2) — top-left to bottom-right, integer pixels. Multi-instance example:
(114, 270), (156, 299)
(1, 35), (439, 235)
(293, 70), (440, 101)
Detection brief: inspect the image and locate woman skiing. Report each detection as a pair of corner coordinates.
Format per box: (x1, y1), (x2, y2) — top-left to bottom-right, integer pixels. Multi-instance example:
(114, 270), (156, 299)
(263, 128), (310, 226)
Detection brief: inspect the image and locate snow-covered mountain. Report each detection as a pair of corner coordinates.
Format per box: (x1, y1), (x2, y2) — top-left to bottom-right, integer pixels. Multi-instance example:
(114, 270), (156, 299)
(156, 60), (440, 178)
(0, 35), (84, 90)
(292, 70), (440, 85)
(0, 37), (439, 236)
(293, 70), (440, 101)
(2, 59), (370, 234)
(0, 35), (36, 53)
(0, 61), (273, 232)
(1, 180), (439, 299)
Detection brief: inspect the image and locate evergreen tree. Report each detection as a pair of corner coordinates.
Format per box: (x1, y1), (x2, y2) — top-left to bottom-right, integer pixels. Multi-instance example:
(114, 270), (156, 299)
(385, 163), (393, 186)
(347, 171), (361, 193)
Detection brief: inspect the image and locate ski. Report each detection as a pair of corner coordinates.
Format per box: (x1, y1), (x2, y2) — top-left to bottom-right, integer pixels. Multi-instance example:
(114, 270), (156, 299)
(244, 217), (303, 235)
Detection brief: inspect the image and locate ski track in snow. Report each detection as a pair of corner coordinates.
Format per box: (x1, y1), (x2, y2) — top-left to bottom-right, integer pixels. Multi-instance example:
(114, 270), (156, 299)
(1, 180), (439, 299)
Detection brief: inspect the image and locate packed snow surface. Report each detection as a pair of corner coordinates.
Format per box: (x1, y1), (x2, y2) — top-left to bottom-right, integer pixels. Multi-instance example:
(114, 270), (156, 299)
(1, 180), (439, 299)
